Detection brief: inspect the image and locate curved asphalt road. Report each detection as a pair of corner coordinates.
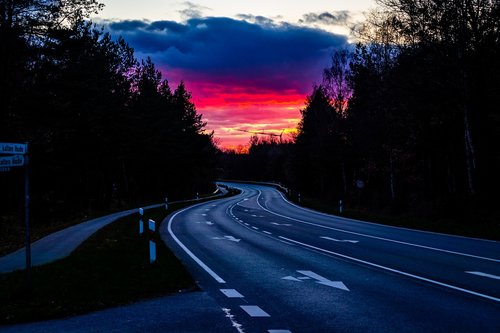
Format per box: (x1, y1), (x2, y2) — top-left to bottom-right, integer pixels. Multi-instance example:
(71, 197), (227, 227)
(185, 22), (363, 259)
(161, 182), (500, 332)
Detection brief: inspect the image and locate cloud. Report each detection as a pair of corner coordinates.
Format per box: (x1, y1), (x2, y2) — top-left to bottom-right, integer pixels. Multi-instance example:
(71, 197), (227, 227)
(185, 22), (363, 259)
(106, 16), (347, 93)
(300, 11), (351, 26)
(179, 1), (211, 19)
(105, 16), (348, 148)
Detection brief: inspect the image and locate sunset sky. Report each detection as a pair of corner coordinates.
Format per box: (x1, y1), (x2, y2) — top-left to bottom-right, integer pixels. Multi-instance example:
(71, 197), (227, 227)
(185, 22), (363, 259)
(95, 1), (376, 150)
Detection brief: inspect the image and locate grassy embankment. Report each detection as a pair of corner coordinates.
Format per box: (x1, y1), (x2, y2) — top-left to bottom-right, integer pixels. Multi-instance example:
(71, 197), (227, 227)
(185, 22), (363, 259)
(224, 180), (499, 240)
(0, 188), (239, 325)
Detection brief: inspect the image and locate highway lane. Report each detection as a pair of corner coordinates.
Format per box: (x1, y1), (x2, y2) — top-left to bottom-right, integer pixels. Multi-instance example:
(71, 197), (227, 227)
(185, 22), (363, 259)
(160, 182), (500, 332)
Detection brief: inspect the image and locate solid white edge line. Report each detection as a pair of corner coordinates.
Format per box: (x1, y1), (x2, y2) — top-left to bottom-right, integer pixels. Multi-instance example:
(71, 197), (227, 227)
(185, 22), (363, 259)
(275, 188), (498, 244)
(255, 191), (500, 263)
(279, 236), (500, 303)
(168, 203), (226, 284)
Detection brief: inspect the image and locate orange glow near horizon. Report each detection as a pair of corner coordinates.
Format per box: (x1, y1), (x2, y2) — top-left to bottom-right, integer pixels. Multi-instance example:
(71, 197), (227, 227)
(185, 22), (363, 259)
(180, 80), (305, 150)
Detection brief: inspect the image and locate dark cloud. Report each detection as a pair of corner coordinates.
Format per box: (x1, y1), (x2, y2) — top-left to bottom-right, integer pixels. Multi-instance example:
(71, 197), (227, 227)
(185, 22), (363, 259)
(105, 16), (348, 92)
(108, 20), (148, 31)
(300, 11), (350, 25)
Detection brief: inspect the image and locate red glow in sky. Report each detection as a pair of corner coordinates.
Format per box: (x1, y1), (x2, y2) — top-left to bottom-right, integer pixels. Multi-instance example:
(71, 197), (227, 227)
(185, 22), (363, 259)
(167, 70), (307, 151)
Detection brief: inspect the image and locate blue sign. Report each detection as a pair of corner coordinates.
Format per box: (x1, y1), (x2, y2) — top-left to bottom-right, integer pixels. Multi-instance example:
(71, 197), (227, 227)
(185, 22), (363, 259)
(0, 155), (25, 167)
(0, 143), (27, 155)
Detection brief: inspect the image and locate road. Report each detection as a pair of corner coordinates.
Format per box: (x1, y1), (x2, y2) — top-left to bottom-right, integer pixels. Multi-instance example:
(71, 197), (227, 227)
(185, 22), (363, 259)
(161, 182), (500, 332)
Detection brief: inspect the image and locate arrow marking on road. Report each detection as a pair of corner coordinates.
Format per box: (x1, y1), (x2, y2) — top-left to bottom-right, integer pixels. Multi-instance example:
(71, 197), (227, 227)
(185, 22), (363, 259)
(212, 236), (241, 242)
(321, 236), (359, 243)
(282, 270), (349, 291)
(466, 271), (500, 280)
(282, 276), (303, 282)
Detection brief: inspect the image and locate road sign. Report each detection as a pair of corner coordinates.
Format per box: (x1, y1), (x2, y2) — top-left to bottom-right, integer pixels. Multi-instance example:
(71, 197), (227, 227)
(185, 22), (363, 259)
(0, 155), (25, 167)
(0, 142), (27, 155)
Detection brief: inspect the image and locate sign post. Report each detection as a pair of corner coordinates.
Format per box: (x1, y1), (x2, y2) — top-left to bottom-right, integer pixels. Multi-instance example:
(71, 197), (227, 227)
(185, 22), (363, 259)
(24, 143), (31, 283)
(0, 142), (30, 282)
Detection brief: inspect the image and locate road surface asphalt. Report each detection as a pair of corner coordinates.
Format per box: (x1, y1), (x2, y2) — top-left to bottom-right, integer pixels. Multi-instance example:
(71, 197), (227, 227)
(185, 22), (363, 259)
(161, 182), (500, 332)
(1, 183), (499, 332)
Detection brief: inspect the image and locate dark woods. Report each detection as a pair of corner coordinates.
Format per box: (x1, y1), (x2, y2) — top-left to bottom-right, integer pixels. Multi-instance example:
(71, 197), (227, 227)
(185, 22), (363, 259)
(223, 0), (500, 227)
(0, 1), (218, 227)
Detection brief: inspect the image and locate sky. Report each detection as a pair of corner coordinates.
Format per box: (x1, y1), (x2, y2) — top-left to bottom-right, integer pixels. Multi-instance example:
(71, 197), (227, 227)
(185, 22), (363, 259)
(95, 1), (376, 150)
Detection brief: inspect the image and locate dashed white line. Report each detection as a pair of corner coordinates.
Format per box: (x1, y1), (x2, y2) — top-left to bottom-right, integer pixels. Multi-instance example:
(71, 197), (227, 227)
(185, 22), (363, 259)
(220, 289), (245, 298)
(263, 231), (272, 235)
(252, 226), (259, 230)
(268, 330), (292, 333)
(240, 305), (270, 317)
(256, 191), (499, 263)
(466, 271), (500, 280)
(279, 236), (500, 303)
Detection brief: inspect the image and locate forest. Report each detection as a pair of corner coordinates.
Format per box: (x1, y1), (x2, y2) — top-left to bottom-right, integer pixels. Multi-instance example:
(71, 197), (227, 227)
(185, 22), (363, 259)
(0, 0), (218, 237)
(222, 0), (500, 229)
(1, 0), (499, 243)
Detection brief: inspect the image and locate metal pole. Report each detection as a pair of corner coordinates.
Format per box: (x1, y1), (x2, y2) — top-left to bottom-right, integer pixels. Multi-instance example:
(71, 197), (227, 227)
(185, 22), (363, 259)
(24, 142), (31, 283)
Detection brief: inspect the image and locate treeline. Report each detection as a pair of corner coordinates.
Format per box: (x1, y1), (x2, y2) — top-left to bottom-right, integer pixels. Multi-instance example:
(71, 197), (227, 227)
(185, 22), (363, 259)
(222, 0), (500, 223)
(0, 0), (217, 224)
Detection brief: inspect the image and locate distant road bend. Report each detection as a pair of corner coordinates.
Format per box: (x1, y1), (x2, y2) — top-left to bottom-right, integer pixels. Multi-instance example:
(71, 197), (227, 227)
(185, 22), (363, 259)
(162, 182), (500, 332)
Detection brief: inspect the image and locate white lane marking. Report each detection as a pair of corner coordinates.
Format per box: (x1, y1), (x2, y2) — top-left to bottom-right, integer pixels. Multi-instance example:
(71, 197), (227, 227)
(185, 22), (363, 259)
(321, 236), (359, 244)
(220, 289), (244, 298)
(202, 214), (207, 216)
(240, 305), (270, 317)
(252, 227), (259, 230)
(276, 189), (498, 244)
(279, 236), (500, 303)
(466, 271), (500, 280)
(205, 209), (210, 211)
(256, 191), (499, 263)
(297, 270), (349, 291)
(297, 277), (311, 280)
(244, 223), (250, 226)
(263, 231), (272, 235)
(251, 214), (258, 217)
(167, 204), (226, 284)
(282, 276), (302, 282)
(223, 308), (245, 333)
(268, 330), (292, 333)
(206, 222), (214, 225)
(212, 236), (241, 242)
(271, 222), (292, 226)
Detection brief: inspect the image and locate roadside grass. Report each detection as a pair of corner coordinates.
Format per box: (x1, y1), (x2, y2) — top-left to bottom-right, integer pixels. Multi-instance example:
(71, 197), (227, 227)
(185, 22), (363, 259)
(222, 180), (499, 240)
(289, 193), (500, 241)
(0, 188), (240, 325)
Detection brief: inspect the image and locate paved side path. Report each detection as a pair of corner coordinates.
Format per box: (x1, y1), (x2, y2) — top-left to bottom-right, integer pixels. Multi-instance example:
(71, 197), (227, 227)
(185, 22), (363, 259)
(0, 291), (234, 333)
(0, 187), (228, 274)
(0, 203), (162, 274)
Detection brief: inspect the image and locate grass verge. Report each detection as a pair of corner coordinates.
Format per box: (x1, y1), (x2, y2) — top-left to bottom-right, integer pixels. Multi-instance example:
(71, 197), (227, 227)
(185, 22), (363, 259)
(0, 188), (240, 325)
(288, 193), (500, 241)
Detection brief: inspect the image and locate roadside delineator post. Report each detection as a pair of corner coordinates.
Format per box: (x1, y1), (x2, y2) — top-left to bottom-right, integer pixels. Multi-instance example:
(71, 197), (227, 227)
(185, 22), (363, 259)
(298, 193), (301, 203)
(139, 208), (144, 234)
(339, 200), (343, 215)
(149, 219), (156, 264)
(165, 197), (168, 211)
